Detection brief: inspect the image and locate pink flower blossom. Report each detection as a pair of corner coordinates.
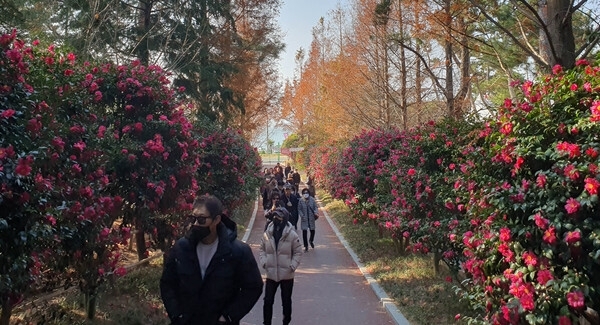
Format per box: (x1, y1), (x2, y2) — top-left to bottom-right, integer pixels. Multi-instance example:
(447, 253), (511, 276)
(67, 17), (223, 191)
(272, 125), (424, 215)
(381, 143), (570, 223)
(536, 269), (553, 285)
(114, 267), (127, 277)
(558, 316), (572, 325)
(534, 213), (549, 230)
(566, 290), (585, 310)
(499, 228), (511, 242)
(15, 156), (33, 176)
(536, 174), (547, 187)
(543, 227), (557, 245)
(564, 230), (581, 244)
(522, 251), (538, 267)
(565, 198), (580, 214)
(584, 177), (600, 195)
(1, 109), (16, 119)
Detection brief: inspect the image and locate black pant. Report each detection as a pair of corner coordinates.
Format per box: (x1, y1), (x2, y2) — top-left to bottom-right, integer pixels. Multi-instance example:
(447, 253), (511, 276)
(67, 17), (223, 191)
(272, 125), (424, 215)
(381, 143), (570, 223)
(263, 278), (294, 325)
(302, 229), (315, 248)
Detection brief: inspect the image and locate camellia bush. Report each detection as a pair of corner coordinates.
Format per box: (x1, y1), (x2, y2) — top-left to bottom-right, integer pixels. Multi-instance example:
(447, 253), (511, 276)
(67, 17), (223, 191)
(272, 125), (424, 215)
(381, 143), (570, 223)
(193, 118), (262, 212)
(455, 60), (600, 324)
(0, 30), (57, 325)
(311, 59), (600, 323)
(1, 29), (265, 324)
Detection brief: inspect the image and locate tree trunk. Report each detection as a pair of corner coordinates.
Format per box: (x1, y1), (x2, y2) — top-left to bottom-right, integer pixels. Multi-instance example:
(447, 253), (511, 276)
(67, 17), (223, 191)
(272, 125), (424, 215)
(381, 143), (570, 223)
(433, 251), (442, 275)
(84, 290), (97, 320)
(443, 0), (455, 118)
(0, 299), (12, 325)
(135, 218), (147, 261)
(547, 0), (576, 69)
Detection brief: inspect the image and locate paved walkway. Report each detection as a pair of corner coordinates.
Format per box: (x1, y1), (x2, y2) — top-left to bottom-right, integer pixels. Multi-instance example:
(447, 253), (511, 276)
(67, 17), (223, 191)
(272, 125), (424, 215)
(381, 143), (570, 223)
(239, 194), (409, 325)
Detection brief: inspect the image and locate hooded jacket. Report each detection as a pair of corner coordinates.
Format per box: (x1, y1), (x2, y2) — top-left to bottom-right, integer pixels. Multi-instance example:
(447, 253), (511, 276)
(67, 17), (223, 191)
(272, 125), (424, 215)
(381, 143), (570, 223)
(259, 212), (303, 282)
(160, 216), (263, 325)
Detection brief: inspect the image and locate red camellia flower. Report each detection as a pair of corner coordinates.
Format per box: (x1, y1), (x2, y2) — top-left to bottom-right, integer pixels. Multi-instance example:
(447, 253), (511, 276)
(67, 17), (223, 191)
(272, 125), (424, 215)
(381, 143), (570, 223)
(1, 109), (16, 119)
(586, 147), (599, 158)
(499, 227), (511, 242)
(543, 227), (557, 245)
(590, 101), (600, 122)
(566, 290), (585, 310)
(564, 198), (580, 214)
(552, 64), (563, 74)
(558, 316), (572, 325)
(536, 174), (547, 187)
(114, 267), (127, 277)
(564, 230), (581, 244)
(500, 122), (512, 135)
(563, 164), (580, 181)
(522, 251), (538, 267)
(15, 156), (33, 176)
(536, 269), (553, 285)
(584, 177), (600, 195)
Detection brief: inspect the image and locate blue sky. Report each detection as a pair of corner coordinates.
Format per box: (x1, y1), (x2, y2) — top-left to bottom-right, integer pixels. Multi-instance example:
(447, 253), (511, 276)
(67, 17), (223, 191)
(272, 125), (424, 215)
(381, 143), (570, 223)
(258, 0), (347, 149)
(277, 0), (347, 82)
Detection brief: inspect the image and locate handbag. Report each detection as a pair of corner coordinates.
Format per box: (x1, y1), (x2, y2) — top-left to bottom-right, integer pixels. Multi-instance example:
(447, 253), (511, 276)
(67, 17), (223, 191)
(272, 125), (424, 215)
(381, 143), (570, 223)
(309, 206), (319, 220)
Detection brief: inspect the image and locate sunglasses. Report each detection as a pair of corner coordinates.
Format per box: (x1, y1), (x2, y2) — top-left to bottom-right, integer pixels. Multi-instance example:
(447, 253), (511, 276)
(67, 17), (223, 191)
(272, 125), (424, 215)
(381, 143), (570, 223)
(187, 215), (213, 225)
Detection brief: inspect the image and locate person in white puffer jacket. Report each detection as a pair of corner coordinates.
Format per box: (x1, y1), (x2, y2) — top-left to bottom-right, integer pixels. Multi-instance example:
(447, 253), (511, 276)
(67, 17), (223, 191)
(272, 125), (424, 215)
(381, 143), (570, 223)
(259, 207), (303, 325)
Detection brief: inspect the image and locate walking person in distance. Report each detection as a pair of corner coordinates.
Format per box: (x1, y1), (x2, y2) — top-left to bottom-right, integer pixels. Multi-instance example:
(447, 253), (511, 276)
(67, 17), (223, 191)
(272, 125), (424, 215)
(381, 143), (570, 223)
(160, 195), (263, 324)
(259, 208), (303, 325)
(298, 188), (318, 252)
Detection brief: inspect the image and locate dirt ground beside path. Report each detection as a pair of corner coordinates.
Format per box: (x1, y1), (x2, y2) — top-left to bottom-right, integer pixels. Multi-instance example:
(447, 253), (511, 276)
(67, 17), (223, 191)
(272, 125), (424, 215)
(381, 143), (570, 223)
(240, 199), (396, 325)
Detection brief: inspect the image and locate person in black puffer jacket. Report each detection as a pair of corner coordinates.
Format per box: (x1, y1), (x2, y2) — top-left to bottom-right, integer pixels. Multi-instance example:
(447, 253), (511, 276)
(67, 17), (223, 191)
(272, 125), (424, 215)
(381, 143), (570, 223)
(160, 195), (263, 325)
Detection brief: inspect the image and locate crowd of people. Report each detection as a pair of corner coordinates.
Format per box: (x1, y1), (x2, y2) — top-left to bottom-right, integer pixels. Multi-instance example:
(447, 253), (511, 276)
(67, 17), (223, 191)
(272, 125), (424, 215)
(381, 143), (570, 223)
(160, 162), (320, 325)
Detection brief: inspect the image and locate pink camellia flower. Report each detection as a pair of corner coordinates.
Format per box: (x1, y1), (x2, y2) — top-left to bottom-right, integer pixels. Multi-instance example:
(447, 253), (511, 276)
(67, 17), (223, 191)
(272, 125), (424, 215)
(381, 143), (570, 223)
(499, 227), (511, 242)
(558, 316), (572, 325)
(1, 109), (16, 119)
(407, 168), (416, 176)
(534, 213), (549, 230)
(73, 141), (86, 152)
(563, 164), (579, 181)
(590, 101), (600, 122)
(94, 90), (103, 102)
(552, 64), (563, 74)
(536, 269), (554, 285)
(520, 292), (535, 311)
(98, 125), (107, 138)
(15, 156), (33, 176)
(576, 59), (589, 66)
(543, 227), (557, 245)
(564, 230), (581, 244)
(114, 267), (127, 277)
(71, 164), (82, 173)
(45, 214), (56, 226)
(566, 290), (585, 310)
(100, 227), (110, 238)
(565, 198), (580, 214)
(586, 147), (599, 159)
(500, 122), (512, 135)
(536, 174), (547, 187)
(522, 251), (538, 267)
(584, 177), (600, 195)
(584, 82), (592, 92)
(98, 268), (105, 276)
(570, 84), (578, 91)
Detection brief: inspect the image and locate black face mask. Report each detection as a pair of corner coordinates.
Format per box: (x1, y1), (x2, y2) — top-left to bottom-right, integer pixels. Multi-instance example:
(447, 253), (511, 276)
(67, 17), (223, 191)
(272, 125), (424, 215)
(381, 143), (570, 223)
(188, 226), (211, 244)
(273, 218), (283, 226)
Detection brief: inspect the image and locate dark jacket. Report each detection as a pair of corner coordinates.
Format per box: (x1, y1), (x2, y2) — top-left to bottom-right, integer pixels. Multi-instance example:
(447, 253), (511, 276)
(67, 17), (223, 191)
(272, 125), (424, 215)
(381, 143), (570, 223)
(280, 193), (299, 228)
(160, 217), (263, 325)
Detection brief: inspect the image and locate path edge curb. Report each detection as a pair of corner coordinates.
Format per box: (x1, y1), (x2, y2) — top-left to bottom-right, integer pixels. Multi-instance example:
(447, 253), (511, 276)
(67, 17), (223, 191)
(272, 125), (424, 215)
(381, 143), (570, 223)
(317, 198), (411, 325)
